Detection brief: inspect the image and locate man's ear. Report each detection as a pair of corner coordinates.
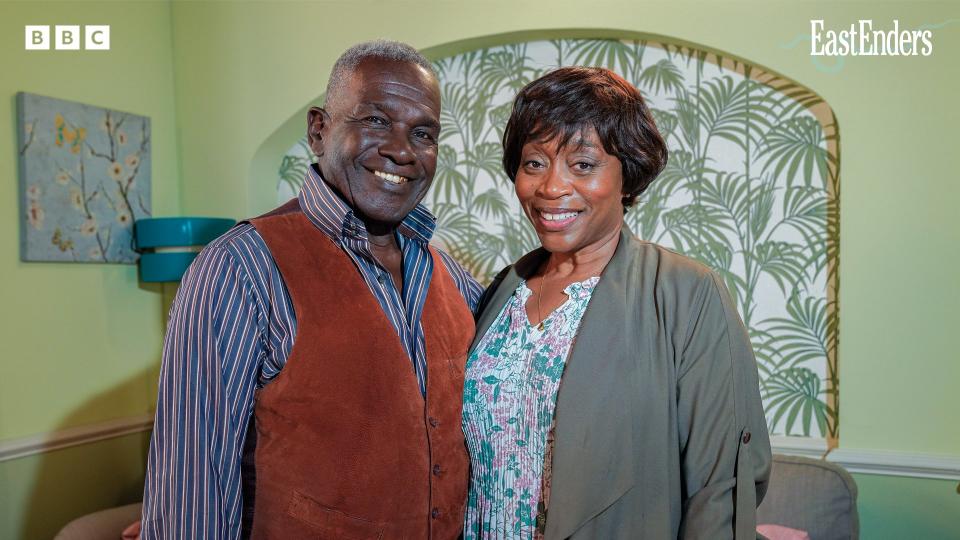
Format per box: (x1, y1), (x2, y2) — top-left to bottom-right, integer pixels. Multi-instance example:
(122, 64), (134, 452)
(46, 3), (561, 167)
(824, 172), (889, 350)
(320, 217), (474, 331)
(307, 106), (331, 158)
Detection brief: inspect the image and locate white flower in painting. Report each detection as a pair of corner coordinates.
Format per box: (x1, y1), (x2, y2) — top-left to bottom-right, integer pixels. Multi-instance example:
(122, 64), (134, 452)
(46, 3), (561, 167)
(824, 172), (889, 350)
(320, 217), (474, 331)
(116, 211), (132, 227)
(80, 217), (98, 236)
(70, 188), (84, 210)
(108, 162), (124, 181)
(124, 154), (140, 169)
(117, 130), (128, 146)
(88, 246), (102, 260)
(28, 203), (44, 230)
(100, 115), (112, 133)
(55, 170), (70, 185)
(26, 184), (42, 200)
(24, 123), (33, 135)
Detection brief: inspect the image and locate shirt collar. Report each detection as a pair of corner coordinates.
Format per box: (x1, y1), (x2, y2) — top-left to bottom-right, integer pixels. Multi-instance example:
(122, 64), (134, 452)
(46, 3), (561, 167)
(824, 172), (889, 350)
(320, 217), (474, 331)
(297, 164), (437, 244)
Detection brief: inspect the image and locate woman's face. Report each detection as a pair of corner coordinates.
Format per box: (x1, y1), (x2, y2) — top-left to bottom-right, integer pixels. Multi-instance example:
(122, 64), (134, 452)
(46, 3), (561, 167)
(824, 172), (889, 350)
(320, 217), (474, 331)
(515, 128), (625, 255)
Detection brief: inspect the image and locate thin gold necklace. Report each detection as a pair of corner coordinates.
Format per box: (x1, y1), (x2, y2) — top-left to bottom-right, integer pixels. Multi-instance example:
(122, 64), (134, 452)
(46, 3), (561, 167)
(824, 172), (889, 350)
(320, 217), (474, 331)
(536, 273), (547, 331)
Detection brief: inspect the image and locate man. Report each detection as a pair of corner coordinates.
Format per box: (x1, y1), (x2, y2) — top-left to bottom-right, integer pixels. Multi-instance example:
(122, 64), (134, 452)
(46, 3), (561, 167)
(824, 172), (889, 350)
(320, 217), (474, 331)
(141, 40), (481, 539)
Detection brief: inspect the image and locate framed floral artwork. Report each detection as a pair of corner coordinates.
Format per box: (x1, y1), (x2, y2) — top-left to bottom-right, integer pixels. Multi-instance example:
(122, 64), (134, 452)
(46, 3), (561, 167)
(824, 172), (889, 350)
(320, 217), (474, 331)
(17, 92), (151, 263)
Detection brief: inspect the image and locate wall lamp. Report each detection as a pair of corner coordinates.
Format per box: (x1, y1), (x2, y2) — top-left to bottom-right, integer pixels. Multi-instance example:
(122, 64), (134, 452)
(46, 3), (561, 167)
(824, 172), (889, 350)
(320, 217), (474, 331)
(134, 217), (235, 282)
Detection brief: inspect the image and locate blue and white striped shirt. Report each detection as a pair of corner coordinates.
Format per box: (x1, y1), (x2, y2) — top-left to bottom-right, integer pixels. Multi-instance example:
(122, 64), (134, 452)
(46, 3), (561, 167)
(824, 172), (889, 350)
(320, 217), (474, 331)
(141, 165), (482, 539)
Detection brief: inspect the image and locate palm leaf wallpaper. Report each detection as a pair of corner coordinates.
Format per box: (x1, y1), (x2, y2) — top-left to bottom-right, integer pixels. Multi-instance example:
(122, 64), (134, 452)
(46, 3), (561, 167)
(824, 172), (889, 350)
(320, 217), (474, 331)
(277, 38), (841, 442)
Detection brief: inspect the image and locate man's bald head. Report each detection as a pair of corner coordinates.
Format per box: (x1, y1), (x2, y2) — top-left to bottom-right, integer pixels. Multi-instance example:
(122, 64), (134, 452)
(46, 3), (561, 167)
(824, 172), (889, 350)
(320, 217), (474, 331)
(324, 40), (437, 112)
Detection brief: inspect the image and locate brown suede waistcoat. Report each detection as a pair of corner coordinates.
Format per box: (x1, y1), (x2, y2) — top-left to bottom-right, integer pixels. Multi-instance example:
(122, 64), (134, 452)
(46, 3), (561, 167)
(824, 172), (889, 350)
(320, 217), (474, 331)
(247, 203), (473, 539)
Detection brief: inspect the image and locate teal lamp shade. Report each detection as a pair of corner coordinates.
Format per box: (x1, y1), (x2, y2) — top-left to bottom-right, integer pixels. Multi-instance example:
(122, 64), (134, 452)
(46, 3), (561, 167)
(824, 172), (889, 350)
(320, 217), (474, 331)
(135, 217), (235, 282)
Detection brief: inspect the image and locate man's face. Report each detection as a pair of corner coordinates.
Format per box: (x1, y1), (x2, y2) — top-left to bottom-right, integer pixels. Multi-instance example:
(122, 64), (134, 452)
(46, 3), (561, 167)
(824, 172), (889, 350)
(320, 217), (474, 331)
(309, 58), (441, 228)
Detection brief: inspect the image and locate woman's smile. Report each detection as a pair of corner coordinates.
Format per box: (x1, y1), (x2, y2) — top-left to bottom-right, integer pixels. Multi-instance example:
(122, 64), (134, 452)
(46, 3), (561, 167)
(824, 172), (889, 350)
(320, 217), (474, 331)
(534, 207), (583, 231)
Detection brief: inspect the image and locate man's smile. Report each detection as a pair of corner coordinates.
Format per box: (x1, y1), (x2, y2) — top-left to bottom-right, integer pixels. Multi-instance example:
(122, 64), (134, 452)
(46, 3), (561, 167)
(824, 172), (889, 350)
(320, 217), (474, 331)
(373, 169), (411, 185)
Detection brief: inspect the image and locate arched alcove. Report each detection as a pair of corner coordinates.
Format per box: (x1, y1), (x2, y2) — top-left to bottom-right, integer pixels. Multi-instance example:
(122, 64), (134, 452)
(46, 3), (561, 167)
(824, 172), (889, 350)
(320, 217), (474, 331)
(249, 30), (840, 443)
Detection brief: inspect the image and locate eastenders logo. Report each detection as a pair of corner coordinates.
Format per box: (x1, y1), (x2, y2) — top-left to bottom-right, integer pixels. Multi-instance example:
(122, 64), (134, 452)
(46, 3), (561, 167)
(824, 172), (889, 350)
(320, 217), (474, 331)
(810, 20), (933, 56)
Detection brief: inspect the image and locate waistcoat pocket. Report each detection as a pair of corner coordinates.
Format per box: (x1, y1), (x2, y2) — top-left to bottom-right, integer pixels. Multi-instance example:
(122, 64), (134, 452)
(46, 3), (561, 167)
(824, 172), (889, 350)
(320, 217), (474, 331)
(286, 490), (384, 539)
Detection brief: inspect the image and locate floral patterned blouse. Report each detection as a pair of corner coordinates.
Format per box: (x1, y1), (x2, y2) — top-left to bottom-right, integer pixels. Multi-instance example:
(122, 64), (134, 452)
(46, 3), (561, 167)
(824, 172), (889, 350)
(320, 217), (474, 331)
(462, 276), (601, 539)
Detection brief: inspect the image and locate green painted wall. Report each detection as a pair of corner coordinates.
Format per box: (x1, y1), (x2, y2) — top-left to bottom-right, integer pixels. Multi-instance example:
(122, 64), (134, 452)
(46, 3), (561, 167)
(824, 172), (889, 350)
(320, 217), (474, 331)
(0, 1), (178, 439)
(853, 474), (960, 540)
(1, 0), (958, 538)
(0, 1), (178, 537)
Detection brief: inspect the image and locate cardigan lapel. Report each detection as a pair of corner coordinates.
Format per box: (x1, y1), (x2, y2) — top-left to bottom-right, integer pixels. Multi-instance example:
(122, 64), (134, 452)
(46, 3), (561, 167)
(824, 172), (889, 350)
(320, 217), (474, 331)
(544, 225), (638, 539)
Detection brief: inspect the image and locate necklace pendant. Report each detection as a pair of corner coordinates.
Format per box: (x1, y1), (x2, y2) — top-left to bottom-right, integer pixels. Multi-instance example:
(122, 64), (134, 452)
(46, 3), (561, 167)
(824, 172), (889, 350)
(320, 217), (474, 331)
(537, 321), (545, 331)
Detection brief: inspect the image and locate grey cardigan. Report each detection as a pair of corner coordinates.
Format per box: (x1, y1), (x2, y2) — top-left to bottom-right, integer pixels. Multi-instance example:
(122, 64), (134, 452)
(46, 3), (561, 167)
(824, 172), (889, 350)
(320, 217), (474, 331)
(471, 224), (772, 539)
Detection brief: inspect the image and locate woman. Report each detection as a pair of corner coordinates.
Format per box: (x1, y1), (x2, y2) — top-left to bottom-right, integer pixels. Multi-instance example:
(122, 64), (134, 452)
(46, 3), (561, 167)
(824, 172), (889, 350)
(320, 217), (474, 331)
(462, 67), (771, 539)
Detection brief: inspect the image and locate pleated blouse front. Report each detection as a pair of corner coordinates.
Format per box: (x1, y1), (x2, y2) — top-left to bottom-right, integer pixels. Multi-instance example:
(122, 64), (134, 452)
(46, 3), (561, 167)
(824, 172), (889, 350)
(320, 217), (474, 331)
(462, 277), (599, 540)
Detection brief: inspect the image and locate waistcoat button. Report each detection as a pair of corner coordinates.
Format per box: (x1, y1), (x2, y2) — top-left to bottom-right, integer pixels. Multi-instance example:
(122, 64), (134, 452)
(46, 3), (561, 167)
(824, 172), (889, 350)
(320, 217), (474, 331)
(431, 508), (441, 519)
(428, 417), (439, 428)
(433, 464), (442, 476)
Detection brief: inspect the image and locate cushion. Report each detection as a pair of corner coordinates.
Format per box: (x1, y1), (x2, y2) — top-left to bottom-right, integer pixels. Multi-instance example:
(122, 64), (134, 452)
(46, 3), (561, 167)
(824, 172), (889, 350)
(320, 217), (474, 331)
(757, 454), (859, 540)
(54, 503), (142, 540)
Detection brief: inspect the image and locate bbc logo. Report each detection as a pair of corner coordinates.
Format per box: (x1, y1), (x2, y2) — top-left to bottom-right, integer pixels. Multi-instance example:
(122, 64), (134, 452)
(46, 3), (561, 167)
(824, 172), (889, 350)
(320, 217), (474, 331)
(25, 25), (110, 50)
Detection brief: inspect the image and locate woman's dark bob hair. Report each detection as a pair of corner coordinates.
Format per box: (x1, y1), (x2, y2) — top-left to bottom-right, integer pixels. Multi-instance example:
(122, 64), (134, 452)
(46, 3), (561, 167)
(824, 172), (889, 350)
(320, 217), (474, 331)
(502, 66), (668, 208)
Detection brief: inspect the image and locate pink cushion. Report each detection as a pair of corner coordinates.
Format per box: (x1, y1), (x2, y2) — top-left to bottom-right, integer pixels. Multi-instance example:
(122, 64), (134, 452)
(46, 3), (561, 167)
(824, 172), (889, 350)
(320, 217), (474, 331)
(757, 524), (811, 540)
(121, 521), (140, 540)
